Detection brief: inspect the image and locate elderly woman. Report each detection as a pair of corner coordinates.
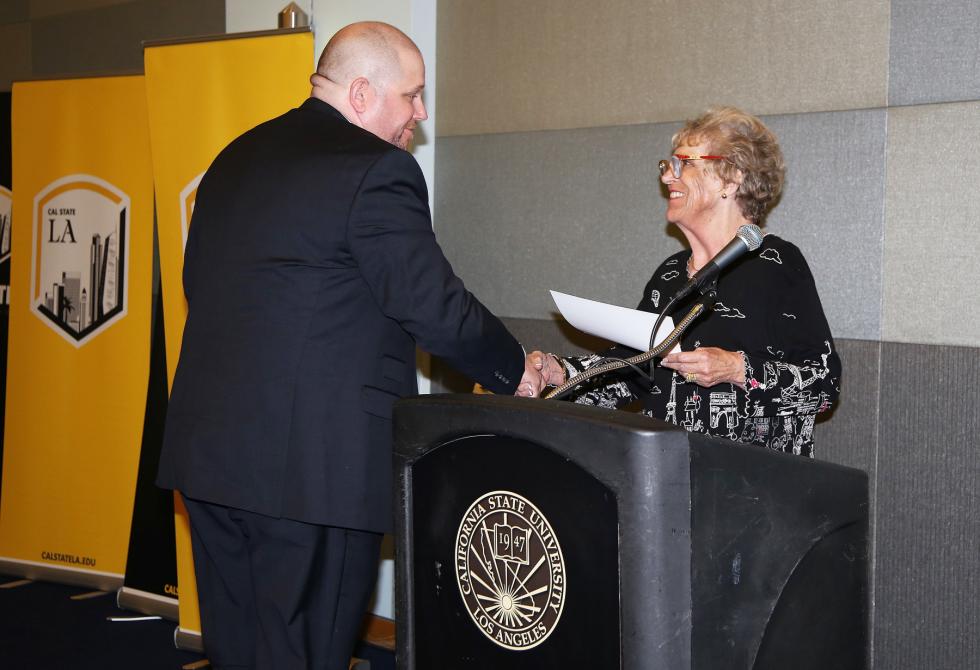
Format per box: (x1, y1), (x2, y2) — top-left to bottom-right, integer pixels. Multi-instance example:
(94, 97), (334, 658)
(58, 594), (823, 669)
(527, 107), (840, 457)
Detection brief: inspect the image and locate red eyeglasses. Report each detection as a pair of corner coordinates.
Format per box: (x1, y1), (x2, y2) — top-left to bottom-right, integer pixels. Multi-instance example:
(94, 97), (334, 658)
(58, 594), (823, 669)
(658, 154), (729, 179)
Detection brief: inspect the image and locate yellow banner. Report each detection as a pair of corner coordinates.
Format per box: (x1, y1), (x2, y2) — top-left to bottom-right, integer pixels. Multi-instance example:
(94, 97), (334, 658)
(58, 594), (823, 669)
(0, 76), (154, 588)
(144, 29), (313, 637)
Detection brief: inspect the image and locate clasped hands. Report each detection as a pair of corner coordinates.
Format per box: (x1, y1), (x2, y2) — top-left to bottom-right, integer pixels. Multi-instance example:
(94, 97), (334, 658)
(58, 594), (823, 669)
(516, 351), (566, 398)
(515, 347), (746, 398)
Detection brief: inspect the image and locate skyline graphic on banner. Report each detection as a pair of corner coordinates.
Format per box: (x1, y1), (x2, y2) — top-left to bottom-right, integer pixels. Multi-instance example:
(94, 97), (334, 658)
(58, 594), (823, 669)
(40, 228), (121, 333)
(30, 175), (129, 346)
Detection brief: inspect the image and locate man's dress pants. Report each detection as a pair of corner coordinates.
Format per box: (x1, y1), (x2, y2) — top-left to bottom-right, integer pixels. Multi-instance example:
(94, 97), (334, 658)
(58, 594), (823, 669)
(184, 496), (383, 670)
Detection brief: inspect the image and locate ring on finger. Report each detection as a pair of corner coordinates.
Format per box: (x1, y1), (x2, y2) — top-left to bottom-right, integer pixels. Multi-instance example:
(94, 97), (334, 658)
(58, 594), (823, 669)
(684, 372), (698, 383)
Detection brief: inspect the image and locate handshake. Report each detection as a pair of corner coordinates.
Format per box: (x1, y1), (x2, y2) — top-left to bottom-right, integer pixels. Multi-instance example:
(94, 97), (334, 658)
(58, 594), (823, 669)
(511, 346), (747, 399)
(515, 351), (568, 398)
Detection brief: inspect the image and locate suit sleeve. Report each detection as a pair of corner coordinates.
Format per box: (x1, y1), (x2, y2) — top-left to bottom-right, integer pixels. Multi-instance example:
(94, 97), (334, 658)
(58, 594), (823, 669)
(346, 149), (524, 394)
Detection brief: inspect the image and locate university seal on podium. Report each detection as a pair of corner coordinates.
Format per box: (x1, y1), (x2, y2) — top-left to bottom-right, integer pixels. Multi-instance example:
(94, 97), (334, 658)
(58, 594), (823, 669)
(454, 490), (566, 650)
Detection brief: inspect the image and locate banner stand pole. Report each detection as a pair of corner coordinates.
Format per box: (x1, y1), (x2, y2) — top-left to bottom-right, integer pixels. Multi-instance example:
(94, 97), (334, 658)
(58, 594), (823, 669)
(117, 585), (179, 621)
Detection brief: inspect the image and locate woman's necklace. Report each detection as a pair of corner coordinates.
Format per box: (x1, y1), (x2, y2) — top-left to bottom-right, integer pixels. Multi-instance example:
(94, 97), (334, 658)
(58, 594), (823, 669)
(686, 254), (699, 278)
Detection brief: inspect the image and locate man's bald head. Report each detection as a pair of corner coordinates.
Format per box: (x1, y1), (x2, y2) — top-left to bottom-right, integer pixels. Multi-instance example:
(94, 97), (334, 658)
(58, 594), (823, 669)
(315, 22), (419, 93)
(310, 22), (428, 149)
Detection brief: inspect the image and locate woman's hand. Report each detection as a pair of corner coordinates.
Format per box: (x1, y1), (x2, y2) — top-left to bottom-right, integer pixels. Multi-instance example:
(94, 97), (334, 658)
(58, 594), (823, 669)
(660, 347), (746, 389)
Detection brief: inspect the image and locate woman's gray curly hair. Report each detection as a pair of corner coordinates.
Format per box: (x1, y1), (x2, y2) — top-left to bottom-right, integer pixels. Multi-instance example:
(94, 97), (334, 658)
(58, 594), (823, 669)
(673, 107), (785, 224)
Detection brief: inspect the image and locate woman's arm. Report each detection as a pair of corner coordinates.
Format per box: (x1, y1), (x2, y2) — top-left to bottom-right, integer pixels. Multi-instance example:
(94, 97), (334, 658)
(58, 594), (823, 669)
(732, 244), (841, 416)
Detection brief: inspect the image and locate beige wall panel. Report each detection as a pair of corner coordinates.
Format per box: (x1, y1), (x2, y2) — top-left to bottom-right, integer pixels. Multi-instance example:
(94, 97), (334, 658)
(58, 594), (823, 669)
(226, 0), (286, 33)
(0, 23), (31, 90)
(437, 0), (889, 136)
(227, 0), (314, 34)
(30, 0), (131, 19)
(883, 102), (980, 347)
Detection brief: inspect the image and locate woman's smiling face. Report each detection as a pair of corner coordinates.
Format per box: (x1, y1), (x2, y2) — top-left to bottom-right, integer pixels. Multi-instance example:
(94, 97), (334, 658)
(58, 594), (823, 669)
(661, 141), (729, 228)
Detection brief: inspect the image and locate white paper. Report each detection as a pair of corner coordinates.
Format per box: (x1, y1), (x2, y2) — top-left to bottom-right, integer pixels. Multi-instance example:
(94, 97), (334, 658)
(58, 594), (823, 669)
(550, 290), (681, 354)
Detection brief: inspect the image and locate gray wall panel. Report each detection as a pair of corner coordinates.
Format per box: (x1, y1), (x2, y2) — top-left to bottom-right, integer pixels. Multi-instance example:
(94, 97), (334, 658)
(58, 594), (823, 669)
(764, 109), (886, 341)
(436, 109), (883, 342)
(501, 315), (612, 359)
(889, 0), (980, 106)
(875, 342), (980, 670)
(31, 0), (224, 76)
(436, 121), (684, 319)
(883, 102), (980, 347)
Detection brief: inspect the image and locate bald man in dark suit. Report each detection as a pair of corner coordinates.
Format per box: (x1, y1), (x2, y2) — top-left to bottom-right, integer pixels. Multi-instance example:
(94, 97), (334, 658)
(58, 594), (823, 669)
(158, 22), (534, 669)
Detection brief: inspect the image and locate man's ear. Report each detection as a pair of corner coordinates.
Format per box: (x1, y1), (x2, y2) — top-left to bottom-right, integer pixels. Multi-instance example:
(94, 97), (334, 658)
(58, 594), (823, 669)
(349, 77), (371, 113)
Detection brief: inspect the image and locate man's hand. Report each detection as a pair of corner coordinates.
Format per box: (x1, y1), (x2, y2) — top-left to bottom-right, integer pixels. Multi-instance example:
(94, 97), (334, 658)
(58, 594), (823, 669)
(516, 351), (566, 397)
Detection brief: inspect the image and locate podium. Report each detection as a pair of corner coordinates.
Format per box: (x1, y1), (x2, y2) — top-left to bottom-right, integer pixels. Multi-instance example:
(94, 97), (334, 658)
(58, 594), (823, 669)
(393, 395), (869, 669)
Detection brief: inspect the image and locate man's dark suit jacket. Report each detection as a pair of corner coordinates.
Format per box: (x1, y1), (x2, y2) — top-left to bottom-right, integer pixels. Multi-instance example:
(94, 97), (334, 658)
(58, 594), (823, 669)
(157, 98), (524, 534)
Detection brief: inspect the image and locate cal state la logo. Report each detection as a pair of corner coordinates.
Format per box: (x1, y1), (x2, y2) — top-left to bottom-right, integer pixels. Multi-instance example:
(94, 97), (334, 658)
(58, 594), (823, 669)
(179, 171), (203, 249)
(30, 175), (130, 346)
(455, 490), (566, 650)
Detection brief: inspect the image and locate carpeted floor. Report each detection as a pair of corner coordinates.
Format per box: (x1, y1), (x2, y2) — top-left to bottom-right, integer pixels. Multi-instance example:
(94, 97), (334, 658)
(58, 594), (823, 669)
(0, 575), (394, 669)
(0, 577), (207, 669)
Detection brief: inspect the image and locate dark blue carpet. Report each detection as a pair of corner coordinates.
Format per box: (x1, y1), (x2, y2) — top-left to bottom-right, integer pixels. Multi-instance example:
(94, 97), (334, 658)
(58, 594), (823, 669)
(0, 577), (206, 669)
(0, 576), (395, 669)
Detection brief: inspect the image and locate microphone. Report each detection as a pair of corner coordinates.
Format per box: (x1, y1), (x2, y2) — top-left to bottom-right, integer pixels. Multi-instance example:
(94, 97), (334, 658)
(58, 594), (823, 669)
(671, 224), (765, 301)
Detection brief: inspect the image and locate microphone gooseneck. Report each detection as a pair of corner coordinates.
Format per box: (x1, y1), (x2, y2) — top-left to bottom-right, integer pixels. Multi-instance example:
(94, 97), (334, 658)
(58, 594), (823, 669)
(545, 296), (713, 401)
